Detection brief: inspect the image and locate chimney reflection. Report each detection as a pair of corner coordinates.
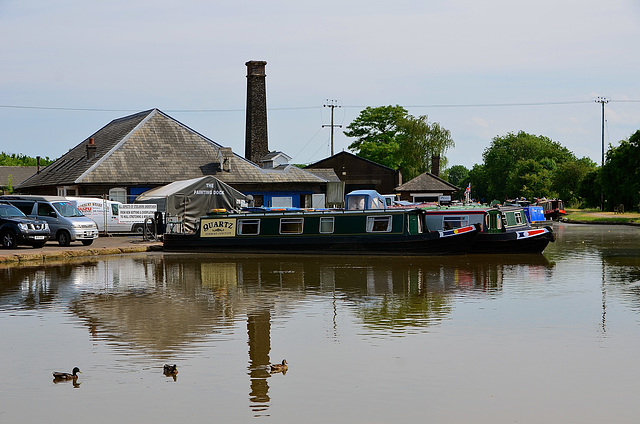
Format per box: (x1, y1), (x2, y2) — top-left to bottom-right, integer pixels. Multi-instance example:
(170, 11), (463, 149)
(247, 309), (271, 415)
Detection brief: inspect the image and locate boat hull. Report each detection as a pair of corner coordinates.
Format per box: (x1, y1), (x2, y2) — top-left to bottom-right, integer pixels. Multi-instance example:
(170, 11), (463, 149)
(163, 228), (478, 256)
(470, 226), (555, 254)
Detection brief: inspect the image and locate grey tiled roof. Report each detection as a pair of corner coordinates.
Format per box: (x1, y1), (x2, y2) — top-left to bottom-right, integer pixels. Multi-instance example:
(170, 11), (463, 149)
(18, 109), (326, 189)
(0, 166), (38, 187)
(304, 168), (341, 182)
(395, 172), (459, 192)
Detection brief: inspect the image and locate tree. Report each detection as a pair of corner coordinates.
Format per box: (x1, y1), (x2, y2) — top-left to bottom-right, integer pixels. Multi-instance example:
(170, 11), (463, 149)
(445, 165), (469, 188)
(553, 157), (597, 206)
(0, 152), (53, 166)
(600, 130), (640, 211)
(344, 105), (409, 169)
(345, 106), (455, 180)
(481, 131), (576, 201)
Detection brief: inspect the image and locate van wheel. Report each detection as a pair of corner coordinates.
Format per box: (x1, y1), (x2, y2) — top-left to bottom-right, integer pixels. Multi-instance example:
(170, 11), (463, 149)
(57, 230), (71, 247)
(81, 240), (94, 246)
(132, 224), (144, 234)
(1, 230), (17, 249)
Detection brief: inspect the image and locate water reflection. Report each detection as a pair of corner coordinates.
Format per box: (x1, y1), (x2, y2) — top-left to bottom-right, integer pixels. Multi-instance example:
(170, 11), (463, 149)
(0, 252), (558, 416)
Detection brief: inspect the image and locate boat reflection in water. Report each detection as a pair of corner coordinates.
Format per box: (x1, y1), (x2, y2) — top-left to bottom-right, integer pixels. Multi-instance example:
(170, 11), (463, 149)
(0, 252), (555, 416)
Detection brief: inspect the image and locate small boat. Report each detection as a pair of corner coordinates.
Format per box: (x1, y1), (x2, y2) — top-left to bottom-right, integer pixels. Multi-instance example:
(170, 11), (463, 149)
(535, 199), (567, 221)
(163, 206), (479, 256)
(422, 205), (555, 254)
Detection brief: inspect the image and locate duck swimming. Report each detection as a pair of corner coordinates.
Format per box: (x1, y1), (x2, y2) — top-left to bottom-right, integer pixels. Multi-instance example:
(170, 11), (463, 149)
(270, 359), (288, 373)
(53, 367), (81, 381)
(163, 364), (178, 376)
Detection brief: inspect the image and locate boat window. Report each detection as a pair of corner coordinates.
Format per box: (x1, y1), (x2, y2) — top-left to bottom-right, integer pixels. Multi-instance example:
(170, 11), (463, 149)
(514, 211), (524, 225)
(238, 219), (260, 235)
(280, 218), (304, 234)
(443, 215), (469, 230)
(366, 215), (392, 232)
(501, 215), (507, 228)
(319, 217), (334, 234)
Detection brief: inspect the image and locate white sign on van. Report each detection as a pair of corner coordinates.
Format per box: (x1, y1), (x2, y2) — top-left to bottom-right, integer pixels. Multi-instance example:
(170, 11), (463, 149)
(118, 204), (157, 223)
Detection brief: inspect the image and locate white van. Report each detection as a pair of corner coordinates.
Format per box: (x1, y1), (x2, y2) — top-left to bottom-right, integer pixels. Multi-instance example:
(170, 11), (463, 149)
(0, 195), (99, 246)
(66, 197), (129, 233)
(67, 197), (156, 234)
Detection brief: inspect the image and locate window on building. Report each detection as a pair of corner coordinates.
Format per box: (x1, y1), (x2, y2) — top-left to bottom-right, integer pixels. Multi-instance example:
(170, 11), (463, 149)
(109, 187), (127, 203)
(366, 215), (392, 232)
(319, 217), (334, 234)
(238, 219), (260, 235)
(280, 218), (304, 234)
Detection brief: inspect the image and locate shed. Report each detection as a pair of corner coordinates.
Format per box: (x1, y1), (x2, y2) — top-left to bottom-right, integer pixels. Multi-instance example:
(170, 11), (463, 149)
(135, 176), (251, 230)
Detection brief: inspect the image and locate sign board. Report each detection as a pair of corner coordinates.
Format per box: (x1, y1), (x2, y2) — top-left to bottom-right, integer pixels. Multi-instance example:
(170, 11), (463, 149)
(200, 218), (236, 237)
(439, 195), (452, 203)
(118, 204), (157, 223)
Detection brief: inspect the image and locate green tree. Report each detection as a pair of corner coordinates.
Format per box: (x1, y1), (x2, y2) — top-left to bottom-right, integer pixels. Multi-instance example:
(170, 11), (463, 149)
(481, 131), (576, 201)
(445, 165), (469, 188)
(0, 152), (53, 166)
(345, 106), (455, 180)
(553, 157), (597, 206)
(601, 130), (640, 211)
(344, 105), (409, 169)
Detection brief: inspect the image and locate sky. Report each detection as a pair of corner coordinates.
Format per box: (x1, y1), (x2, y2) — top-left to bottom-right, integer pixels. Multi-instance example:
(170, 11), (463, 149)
(1, 0), (639, 170)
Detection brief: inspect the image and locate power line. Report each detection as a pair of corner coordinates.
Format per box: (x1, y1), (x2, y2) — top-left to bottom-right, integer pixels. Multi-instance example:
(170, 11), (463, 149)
(1, 99), (639, 113)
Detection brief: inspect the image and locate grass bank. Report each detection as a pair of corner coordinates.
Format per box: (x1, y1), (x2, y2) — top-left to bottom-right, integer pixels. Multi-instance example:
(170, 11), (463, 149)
(563, 209), (640, 225)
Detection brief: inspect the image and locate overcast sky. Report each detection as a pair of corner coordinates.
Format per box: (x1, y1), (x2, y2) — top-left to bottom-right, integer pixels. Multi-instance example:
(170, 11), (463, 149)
(1, 0), (639, 170)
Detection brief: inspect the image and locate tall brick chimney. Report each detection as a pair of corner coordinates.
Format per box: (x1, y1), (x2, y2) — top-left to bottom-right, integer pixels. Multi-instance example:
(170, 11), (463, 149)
(431, 155), (440, 177)
(245, 60), (269, 164)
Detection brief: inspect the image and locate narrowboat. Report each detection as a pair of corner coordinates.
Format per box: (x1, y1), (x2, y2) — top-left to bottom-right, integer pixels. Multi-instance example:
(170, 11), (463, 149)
(421, 205), (555, 254)
(162, 207), (479, 255)
(535, 199), (566, 221)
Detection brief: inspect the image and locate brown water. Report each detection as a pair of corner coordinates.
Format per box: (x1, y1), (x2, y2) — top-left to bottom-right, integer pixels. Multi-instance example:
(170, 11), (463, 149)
(1, 223), (639, 423)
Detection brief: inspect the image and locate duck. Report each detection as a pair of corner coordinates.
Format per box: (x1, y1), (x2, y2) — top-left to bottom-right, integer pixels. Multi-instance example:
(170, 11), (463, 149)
(270, 359), (288, 373)
(53, 367), (81, 381)
(163, 364), (178, 376)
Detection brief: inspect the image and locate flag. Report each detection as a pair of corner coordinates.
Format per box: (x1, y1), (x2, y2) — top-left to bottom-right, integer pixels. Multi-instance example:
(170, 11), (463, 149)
(465, 183), (471, 194)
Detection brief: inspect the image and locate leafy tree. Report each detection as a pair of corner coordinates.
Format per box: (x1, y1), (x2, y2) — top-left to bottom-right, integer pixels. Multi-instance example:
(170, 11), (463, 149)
(601, 130), (640, 211)
(345, 106), (455, 180)
(481, 131), (576, 201)
(0, 152), (53, 166)
(553, 157), (597, 206)
(344, 105), (409, 169)
(445, 165), (469, 188)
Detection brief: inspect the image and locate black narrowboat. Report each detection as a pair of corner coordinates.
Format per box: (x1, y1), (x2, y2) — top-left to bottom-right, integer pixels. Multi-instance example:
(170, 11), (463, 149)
(163, 208), (479, 255)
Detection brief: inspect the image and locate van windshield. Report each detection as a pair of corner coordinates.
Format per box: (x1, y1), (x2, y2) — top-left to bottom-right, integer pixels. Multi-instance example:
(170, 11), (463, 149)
(52, 201), (85, 217)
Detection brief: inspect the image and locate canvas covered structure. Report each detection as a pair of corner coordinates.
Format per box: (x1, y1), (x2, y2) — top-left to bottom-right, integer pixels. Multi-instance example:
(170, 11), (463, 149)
(135, 176), (250, 231)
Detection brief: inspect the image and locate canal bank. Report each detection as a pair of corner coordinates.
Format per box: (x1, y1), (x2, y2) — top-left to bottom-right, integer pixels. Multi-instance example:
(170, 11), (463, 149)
(0, 235), (163, 266)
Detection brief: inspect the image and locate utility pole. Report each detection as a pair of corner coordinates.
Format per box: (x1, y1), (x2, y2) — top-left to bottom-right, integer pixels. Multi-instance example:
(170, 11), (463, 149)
(595, 96), (609, 211)
(323, 99), (342, 156)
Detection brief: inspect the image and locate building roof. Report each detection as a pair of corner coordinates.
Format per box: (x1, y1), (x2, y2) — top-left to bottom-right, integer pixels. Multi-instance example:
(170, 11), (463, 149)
(18, 109), (325, 189)
(306, 151), (396, 172)
(0, 166), (38, 188)
(304, 168), (342, 183)
(395, 172), (459, 192)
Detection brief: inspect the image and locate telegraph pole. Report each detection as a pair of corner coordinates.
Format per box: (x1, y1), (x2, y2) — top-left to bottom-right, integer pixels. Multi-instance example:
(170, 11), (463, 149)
(323, 99), (342, 156)
(595, 96), (609, 211)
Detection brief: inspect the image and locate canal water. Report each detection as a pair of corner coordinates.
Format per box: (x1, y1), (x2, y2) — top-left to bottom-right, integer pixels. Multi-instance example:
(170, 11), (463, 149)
(1, 223), (639, 423)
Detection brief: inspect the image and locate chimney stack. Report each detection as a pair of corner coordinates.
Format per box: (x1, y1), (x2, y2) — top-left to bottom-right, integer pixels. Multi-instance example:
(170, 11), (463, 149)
(245, 60), (269, 164)
(86, 138), (97, 160)
(36, 156), (41, 173)
(431, 155), (440, 177)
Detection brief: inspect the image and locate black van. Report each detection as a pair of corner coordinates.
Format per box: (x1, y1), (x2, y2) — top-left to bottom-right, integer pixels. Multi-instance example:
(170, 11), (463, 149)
(0, 203), (51, 248)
